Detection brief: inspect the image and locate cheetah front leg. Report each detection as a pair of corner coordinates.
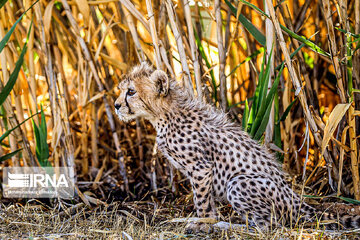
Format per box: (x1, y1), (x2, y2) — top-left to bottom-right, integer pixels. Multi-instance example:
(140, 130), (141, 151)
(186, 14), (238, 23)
(186, 167), (218, 233)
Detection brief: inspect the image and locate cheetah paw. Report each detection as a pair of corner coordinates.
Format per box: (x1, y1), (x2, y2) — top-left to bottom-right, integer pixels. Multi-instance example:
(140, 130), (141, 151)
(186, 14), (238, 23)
(185, 222), (213, 234)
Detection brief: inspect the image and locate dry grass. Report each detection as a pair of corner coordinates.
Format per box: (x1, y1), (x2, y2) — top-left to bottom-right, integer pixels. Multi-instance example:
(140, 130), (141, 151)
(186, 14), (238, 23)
(1, 200), (360, 239)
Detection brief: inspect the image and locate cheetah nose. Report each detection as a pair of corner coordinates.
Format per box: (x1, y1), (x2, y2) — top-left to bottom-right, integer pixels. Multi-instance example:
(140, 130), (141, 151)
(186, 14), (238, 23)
(114, 103), (121, 110)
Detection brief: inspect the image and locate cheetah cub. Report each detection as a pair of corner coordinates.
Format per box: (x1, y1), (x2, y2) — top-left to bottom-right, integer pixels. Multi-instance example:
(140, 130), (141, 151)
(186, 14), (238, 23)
(115, 63), (360, 231)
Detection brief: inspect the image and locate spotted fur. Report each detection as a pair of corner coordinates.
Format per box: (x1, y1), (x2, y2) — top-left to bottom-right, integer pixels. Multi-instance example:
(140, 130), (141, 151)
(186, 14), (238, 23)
(115, 63), (360, 231)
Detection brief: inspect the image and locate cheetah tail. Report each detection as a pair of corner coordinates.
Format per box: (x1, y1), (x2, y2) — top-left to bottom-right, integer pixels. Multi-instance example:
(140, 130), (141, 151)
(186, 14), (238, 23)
(317, 210), (360, 229)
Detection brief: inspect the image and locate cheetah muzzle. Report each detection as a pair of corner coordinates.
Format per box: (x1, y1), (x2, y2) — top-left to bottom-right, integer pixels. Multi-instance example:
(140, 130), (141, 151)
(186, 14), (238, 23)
(115, 63), (360, 232)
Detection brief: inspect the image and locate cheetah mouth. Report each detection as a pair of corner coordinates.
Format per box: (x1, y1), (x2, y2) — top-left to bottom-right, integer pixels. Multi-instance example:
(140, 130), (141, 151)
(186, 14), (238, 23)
(115, 110), (135, 122)
(115, 110), (125, 120)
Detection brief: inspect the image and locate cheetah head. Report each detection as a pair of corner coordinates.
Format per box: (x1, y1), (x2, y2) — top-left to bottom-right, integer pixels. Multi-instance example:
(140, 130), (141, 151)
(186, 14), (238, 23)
(114, 62), (173, 122)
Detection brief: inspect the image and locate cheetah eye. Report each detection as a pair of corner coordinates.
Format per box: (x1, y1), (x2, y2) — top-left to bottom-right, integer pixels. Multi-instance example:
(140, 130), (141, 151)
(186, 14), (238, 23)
(127, 89), (136, 96)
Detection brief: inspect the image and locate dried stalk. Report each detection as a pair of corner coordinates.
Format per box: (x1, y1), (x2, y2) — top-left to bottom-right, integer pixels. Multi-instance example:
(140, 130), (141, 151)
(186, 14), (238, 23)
(347, 107), (360, 200)
(90, 82), (99, 168)
(279, 4), (318, 111)
(145, 0), (162, 68)
(121, 4), (145, 62)
(265, 0), (340, 187)
(35, 2), (76, 172)
(0, 11), (37, 166)
(337, 0), (360, 200)
(165, 0), (193, 95)
(136, 119), (143, 162)
(53, 43), (73, 171)
(264, 0), (275, 144)
(355, 0), (360, 89)
(214, 0), (227, 110)
(159, 45), (175, 77)
(355, 0), (360, 50)
(354, 0), (360, 197)
(321, 0), (346, 103)
(25, 0), (38, 125)
(8, 41), (27, 134)
(0, 20), (18, 166)
(150, 142), (158, 192)
(61, 0), (129, 191)
(118, 0), (150, 32)
(183, 0), (202, 100)
(81, 103), (89, 174)
(338, 126), (349, 196)
(282, 74), (292, 172)
(294, 0), (312, 32)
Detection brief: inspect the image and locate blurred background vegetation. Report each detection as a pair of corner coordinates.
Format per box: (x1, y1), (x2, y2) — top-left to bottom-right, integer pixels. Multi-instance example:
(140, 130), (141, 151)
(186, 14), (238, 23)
(0, 0), (360, 207)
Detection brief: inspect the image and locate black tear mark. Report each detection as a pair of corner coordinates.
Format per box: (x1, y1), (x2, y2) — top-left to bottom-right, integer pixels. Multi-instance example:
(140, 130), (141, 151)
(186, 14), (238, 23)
(125, 94), (134, 114)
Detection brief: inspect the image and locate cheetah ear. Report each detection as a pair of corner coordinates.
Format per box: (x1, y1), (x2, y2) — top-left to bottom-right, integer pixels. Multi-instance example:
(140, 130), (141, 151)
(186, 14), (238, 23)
(151, 70), (169, 97)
